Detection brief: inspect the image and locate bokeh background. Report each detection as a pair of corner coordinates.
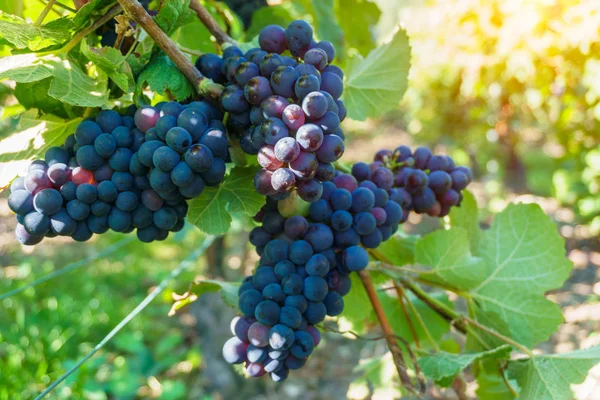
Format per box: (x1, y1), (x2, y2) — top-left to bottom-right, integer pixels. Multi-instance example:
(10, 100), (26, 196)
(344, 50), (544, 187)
(0, 0), (599, 398)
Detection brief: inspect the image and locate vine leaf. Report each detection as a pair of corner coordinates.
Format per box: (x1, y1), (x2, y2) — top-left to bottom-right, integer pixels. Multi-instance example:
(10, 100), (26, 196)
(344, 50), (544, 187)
(343, 26), (411, 121)
(308, 0), (345, 61)
(379, 291), (453, 346)
(376, 231), (417, 266)
(48, 59), (109, 107)
(81, 41), (134, 93)
(418, 345), (511, 387)
(73, 0), (115, 28)
(0, 14), (73, 51)
(415, 227), (487, 290)
(169, 279), (239, 316)
(187, 166), (265, 235)
(0, 54), (56, 83)
(154, 0), (194, 35)
(507, 346), (600, 399)
(449, 190), (480, 252)
(336, 0), (381, 59)
(136, 54), (194, 102)
(338, 273), (373, 332)
(420, 203), (572, 348)
(0, 110), (82, 189)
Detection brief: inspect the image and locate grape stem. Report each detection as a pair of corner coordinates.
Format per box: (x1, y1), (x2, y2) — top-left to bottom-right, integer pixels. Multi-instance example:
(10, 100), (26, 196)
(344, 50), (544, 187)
(189, 0), (236, 46)
(35, 0), (56, 26)
(117, 0), (224, 99)
(357, 269), (421, 396)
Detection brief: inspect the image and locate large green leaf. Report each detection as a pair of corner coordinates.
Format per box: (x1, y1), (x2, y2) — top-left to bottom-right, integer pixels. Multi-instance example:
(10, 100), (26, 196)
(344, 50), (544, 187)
(73, 0), (114, 28)
(378, 291), (453, 348)
(0, 54), (55, 83)
(376, 231), (417, 266)
(336, 0), (381, 57)
(0, 14), (73, 51)
(0, 110), (81, 189)
(136, 54), (194, 102)
(470, 203), (572, 347)
(338, 273), (372, 332)
(81, 41), (134, 93)
(187, 166), (265, 235)
(154, 0), (193, 36)
(14, 78), (76, 119)
(309, 0), (344, 61)
(416, 203), (572, 348)
(343, 27), (411, 120)
(449, 190), (480, 252)
(48, 59), (109, 107)
(415, 228), (487, 291)
(507, 347), (600, 399)
(418, 345), (511, 387)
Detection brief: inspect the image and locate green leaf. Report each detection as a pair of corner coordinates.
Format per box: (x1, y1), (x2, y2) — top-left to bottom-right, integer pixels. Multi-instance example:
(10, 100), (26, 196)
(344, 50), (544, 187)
(376, 231), (416, 266)
(507, 347), (600, 399)
(338, 273), (372, 332)
(0, 54), (55, 83)
(14, 78), (76, 119)
(449, 191), (480, 252)
(73, 0), (114, 28)
(336, 0), (380, 57)
(155, 0), (193, 36)
(343, 26), (411, 121)
(378, 291), (453, 347)
(475, 359), (518, 400)
(470, 203), (573, 347)
(0, 14), (73, 51)
(169, 279), (239, 315)
(48, 59), (109, 107)
(81, 41), (134, 92)
(187, 166), (265, 235)
(0, 110), (82, 189)
(136, 54), (193, 102)
(415, 228), (487, 291)
(418, 345), (511, 387)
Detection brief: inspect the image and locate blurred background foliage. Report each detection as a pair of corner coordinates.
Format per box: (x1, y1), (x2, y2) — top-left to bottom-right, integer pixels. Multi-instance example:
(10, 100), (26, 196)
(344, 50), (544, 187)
(0, 0), (599, 399)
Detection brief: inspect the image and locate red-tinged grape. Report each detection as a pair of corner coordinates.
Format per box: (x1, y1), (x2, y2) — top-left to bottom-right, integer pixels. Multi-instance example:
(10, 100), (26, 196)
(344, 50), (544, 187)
(282, 105), (305, 131)
(254, 169), (277, 196)
(296, 124), (323, 152)
(25, 170), (52, 195)
(304, 48), (328, 70)
(258, 145), (284, 171)
(274, 137), (300, 163)
(134, 106), (160, 133)
(289, 151), (318, 180)
(271, 168), (296, 192)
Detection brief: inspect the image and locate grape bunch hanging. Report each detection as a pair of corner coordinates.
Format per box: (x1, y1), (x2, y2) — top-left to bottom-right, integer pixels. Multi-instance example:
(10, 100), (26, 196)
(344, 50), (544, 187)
(195, 20), (346, 203)
(8, 100), (228, 245)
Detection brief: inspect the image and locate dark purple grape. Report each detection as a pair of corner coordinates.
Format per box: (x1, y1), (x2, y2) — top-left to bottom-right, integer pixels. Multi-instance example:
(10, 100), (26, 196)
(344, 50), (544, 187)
(260, 53), (284, 77)
(294, 74), (321, 100)
(223, 46), (244, 59)
(297, 179), (323, 203)
(450, 168), (471, 191)
(352, 162), (371, 181)
(285, 20), (313, 57)
(16, 223), (43, 245)
(270, 66), (299, 98)
(282, 56), (297, 67)
(200, 157), (226, 186)
(222, 337), (248, 365)
(296, 124), (324, 151)
(235, 61), (260, 86)
(302, 91), (328, 120)
(412, 187), (436, 213)
(195, 53), (225, 83)
(200, 126), (228, 159)
(259, 25), (287, 54)
(96, 110), (121, 133)
(304, 48), (328, 70)
(371, 167), (394, 190)
(323, 64), (343, 79)
(261, 95), (289, 119)
(405, 169), (429, 192)
(315, 163), (335, 182)
(426, 155), (449, 171)
(281, 105), (305, 131)
(261, 117), (289, 145)
(295, 63), (321, 83)
(244, 76), (273, 106)
(271, 168), (296, 192)
(289, 151), (318, 180)
(412, 147), (432, 169)
(336, 99), (347, 121)
(8, 190), (34, 215)
(166, 127), (192, 153)
(221, 85), (250, 113)
(274, 137), (300, 163)
(25, 170), (51, 195)
(249, 49), (268, 65)
(312, 111), (340, 134)
(428, 170), (452, 194)
(222, 56), (246, 82)
(284, 215), (308, 239)
(47, 163), (71, 186)
(134, 106), (160, 133)
(254, 169), (276, 196)
(177, 108), (209, 142)
(313, 41), (335, 64)
(320, 72), (343, 99)
(185, 144), (213, 173)
(315, 134), (344, 163)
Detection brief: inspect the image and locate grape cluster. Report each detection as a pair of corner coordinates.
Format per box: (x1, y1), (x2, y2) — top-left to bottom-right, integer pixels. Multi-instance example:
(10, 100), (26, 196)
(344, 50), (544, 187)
(195, 19), (346, 202)
(8, 100), (228, 245)
(221, 163), (405, 381)
(364, 146), (474, 219)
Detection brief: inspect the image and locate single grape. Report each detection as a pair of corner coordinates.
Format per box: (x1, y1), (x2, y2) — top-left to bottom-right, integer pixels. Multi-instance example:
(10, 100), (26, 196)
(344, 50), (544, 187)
(284, 215), (308, 239)
(296, 124), (324, 152)
(254, 169), (276, 196)
(134, 106), (160, 133)
(315, 134), (344, 163)
(75, 183), (98, 204)
(259, 53), (284, 77)
(200, 157), (226, 186)
(320, 72), (343, 99)
(261, 95), (289, 119)
(45, 146), (70, 166)
(271, 168), (296, 192)
(259, 24), (287, 53)
(76, 145), (104, 171)
(235, 61), (261, 86)
(302, 91), (328, 120)
(289, 151), (318, 180)
(261, 118), (289, 146)
(304, 48), (328, 70)
(166, 127), (192, 153)
(8, 190), (34, 215)
(221, 85), (250, 114)
(177, 108), (208, 142)
(195, 53), (225, 83)
(199, 127), (229, 159)
(270, 66), (299, 98)
(274, 137), (300, 163)
(75, 120), (103, 145)
(285, 20), (313, 57)
(184, 144), (214, 173)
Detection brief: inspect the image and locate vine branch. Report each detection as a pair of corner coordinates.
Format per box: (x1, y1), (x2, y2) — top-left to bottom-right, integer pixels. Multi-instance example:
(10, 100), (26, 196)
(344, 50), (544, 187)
(35, 0), (56, 26)
(189, 0), (235, 46)
(357, 269), (420, 396)
(117, 0), (224, 99)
